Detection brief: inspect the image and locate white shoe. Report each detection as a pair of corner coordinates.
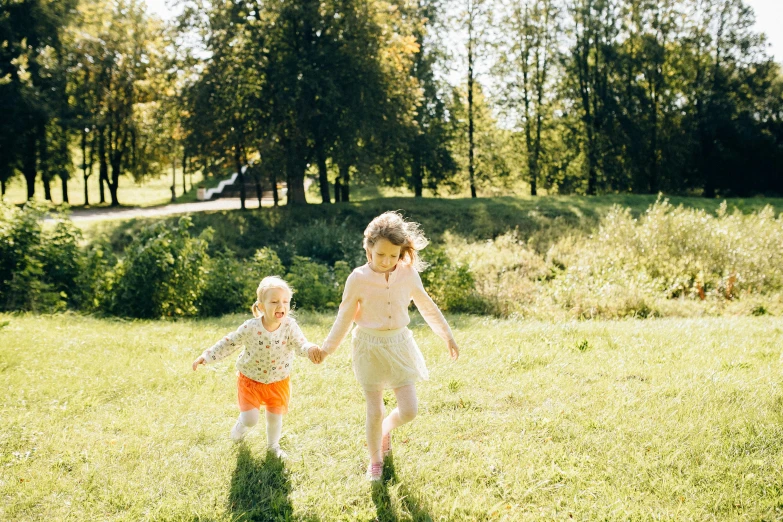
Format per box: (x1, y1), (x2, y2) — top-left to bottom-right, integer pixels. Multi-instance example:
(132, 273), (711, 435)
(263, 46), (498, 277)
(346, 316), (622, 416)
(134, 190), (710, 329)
(267, 445), (288, 459)
(230, 421), (250, 442)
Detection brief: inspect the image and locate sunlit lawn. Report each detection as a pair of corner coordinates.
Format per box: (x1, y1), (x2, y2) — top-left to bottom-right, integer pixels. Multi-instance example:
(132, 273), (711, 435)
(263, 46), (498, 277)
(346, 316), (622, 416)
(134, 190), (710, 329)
(2, 168), (203, 208)
(2, 312), (782, 520)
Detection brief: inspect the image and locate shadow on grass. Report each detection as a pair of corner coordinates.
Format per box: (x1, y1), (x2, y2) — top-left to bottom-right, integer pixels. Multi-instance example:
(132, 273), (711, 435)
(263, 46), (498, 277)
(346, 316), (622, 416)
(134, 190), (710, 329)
(371, 454), (434, 522)
(228, 443), (299, 521)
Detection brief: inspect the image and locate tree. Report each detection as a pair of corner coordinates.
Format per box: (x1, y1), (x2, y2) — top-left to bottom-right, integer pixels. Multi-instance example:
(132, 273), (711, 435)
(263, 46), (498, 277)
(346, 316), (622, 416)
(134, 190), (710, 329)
(0, 0), (77, 200)
(495, 0), (560, 195)
(69, 0), (165, 206)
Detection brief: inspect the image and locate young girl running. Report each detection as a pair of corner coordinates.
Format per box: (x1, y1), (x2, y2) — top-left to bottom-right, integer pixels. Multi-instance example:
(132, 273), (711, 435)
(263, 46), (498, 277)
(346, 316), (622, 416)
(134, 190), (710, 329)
(192, 276), (320, 458)
(312, 211), (460, 481)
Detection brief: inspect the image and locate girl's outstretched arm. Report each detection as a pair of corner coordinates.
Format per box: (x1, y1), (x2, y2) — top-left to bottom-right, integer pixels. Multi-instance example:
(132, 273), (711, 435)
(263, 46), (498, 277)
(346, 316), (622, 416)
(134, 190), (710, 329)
(194, 319), (253, 369)
(411, 269), (459, 360)
(321, 272), (360, 356)
(287, 318), (322, 364)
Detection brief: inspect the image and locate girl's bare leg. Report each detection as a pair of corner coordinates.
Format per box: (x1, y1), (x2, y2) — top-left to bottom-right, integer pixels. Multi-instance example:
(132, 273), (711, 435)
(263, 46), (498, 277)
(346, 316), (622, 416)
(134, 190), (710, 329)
(382, 384), (418, 437)
(363, 388), (385, 464)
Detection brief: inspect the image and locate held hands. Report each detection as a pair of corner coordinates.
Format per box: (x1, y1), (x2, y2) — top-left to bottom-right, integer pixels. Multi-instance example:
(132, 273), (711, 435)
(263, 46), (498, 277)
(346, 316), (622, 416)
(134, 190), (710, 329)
(308, 346), (328, 364)
(446, 339), (460, 361)
(192, 356), (205, 371)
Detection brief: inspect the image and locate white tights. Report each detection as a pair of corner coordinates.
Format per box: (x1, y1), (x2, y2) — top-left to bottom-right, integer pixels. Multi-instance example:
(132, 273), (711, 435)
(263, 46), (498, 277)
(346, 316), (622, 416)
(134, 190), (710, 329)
(237, 409), (283, 448)
(363, 384), (418, 464)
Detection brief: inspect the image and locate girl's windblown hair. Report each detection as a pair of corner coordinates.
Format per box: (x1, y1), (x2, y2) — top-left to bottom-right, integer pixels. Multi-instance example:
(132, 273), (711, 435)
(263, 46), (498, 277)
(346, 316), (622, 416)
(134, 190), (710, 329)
(251, 276), (293, 317)
(363, 211), (429, 272)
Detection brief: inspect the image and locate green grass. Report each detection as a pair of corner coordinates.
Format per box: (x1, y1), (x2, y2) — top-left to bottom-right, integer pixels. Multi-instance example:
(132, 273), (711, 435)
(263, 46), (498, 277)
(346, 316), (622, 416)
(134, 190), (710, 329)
(2, 313), (782, 520)
(75, 194), (783, 256)
(2, 168), (204, 208)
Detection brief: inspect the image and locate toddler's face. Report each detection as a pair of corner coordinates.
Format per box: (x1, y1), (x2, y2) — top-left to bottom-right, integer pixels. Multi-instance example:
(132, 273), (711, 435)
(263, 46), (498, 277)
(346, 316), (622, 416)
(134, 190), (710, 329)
(367, 238), (402, 274)
(261, 287), (291, 326)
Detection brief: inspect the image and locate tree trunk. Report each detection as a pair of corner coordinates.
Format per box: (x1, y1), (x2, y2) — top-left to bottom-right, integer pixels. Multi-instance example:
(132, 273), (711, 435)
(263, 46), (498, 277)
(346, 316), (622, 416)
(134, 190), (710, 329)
(315, 137), (331, 204)
(43, 178), (52, 201)
(339, 163), (350, 202)
(109, 156), (121, 206)
(235, 142), (246, 210)
(98, 128), (108, 204)
(23, 132), (37, 200)
(107, 125), (125, 207)
(61, 176), (69, 204)
(59, 122), (69, 204)
(82, 128), (90, 206)
(254, 170), (263, 206)
(40, 125), (52, 201)
(467, 28), (477, 199)
(182, 152), (188, 193)
(586, 125), (598, 196)
(285, 143), (308, 205)
(171, 154), (177, 202)
(271, 168), (279, 207)
(412, 149), (423, 197)
(334, 175), (342, 202)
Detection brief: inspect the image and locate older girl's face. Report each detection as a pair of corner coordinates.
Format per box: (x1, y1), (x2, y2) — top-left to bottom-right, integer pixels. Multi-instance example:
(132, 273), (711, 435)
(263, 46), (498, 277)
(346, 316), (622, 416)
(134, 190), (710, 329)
(367, 238), (402, 274)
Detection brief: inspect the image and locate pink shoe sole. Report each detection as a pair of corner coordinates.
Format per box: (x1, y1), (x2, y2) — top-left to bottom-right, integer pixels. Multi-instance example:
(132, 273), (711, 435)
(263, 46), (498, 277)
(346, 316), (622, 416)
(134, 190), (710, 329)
(367, 461), (383, 481)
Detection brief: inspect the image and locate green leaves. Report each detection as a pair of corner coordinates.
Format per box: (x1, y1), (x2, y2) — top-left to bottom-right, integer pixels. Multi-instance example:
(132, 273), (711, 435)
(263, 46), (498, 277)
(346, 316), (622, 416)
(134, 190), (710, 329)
(110, 216), (210, 318)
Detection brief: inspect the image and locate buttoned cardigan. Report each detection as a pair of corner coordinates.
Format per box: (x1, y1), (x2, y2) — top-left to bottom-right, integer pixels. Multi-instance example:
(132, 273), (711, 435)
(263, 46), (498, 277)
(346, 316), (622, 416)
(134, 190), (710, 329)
(321, 262), (454, 354)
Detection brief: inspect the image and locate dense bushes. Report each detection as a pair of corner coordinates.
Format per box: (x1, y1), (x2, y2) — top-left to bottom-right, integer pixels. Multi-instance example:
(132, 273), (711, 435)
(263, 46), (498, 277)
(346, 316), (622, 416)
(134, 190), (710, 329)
(110, 218), (212, 318)
(0, 203), (84, 312)
(199, 247), (284, 317)
(1, 199), (781, 319)
(0, 204), (366, 318)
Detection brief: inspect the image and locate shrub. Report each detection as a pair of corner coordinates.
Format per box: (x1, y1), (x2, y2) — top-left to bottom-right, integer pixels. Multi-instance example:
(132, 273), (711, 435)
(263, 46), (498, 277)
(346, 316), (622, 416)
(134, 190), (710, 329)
(419, 248), (487, 313)
(0, 203), (84, 312)
(276, 220), (363, 268)
(550, 199), (783, 304)
(75, 238), (118, 313)
(111, 217), (211, 318)
(443, 230), (548, 316)
(285, 257), (351, 310)
(40, 218), (85, 306)
(199, 247), (285, 317)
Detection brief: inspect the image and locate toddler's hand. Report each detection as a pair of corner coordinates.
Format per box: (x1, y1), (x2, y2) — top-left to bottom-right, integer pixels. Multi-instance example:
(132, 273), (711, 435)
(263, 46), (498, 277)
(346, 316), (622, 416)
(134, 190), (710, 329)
(446, 339), (459, 361)
(192, 356), (205, 371)
(308, 346), (324, 364)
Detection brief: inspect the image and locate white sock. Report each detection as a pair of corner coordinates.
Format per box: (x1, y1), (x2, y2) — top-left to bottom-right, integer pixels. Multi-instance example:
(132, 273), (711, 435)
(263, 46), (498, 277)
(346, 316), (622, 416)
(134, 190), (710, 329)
(265, 411), (283, 449)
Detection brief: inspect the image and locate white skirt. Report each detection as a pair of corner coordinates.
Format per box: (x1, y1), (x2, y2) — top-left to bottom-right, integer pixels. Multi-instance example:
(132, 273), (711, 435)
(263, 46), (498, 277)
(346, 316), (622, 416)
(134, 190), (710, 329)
(351, 326), (429, 391)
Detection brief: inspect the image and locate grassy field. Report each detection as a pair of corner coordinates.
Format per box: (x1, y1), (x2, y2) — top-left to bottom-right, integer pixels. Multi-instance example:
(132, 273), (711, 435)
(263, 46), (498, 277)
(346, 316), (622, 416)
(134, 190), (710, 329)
(76, 193), (783, 254)
(2, 312), (782, 520)
(2, 168), (204, 208)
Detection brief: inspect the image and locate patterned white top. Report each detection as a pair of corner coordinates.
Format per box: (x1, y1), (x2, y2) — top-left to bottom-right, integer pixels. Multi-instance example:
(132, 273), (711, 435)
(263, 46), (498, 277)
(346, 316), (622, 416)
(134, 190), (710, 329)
(200, 316), (315, 384)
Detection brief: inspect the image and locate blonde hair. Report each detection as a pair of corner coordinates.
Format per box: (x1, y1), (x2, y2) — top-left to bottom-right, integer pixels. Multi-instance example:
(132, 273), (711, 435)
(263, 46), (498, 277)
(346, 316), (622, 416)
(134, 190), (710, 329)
(363, 211), (429, 272)
(251, 276), (293, 317)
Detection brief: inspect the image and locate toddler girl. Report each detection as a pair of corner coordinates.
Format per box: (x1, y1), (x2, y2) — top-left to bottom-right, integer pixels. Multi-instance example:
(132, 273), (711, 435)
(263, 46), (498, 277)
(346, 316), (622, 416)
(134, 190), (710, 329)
(193, 276), (320, 458)
(311, 211), (459, 480)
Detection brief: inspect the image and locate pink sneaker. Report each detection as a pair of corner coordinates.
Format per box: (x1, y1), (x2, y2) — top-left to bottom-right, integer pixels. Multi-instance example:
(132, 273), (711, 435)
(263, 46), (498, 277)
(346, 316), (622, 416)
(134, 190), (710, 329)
(366, 461), (383, 481)
(381, 433), (391, 458)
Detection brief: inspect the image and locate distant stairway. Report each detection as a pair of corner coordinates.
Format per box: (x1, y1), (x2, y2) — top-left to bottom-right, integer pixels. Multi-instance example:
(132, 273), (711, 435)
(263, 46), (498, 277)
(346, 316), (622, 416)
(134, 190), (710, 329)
(197, 166), (286, 201)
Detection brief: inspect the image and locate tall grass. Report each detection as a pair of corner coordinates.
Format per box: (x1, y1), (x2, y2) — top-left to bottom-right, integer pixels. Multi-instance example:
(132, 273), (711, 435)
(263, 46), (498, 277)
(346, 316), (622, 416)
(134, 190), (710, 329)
(446, 198), (783, 319)
(2, 313), (782, 520)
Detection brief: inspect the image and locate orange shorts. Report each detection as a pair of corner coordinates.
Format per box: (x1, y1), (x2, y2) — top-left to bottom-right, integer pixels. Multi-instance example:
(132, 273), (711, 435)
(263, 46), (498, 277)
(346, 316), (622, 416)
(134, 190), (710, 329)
(237, 373), (291, 415)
